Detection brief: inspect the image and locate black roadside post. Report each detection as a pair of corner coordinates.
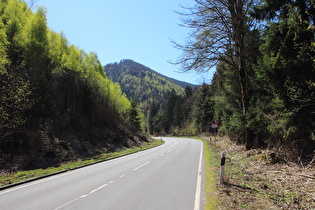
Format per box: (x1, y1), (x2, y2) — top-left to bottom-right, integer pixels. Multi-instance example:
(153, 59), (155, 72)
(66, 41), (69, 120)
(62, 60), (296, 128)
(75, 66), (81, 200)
(220, 151), (226, 185)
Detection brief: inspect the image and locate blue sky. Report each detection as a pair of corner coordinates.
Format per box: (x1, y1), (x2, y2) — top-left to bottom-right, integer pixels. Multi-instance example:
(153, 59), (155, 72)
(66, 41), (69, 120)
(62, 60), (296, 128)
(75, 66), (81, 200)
(37, 0), (214, 85)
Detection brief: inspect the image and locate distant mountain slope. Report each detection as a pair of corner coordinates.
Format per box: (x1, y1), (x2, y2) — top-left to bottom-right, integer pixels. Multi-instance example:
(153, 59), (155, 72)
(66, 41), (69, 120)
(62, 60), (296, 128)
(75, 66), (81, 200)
(104, 59), (194, 112)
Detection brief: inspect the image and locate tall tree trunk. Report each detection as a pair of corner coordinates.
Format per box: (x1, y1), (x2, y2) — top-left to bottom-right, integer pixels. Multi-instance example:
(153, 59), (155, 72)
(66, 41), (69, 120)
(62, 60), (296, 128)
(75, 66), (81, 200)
(230, 0), (253, 149)
(239, 64), (253, 149)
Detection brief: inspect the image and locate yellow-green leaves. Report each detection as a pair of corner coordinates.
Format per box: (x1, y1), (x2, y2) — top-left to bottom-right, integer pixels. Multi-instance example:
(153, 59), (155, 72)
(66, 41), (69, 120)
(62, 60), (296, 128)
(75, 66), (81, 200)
(0, 18), (9, 74)
(0, 0), (137, 134)
(0, 74), (34, 128)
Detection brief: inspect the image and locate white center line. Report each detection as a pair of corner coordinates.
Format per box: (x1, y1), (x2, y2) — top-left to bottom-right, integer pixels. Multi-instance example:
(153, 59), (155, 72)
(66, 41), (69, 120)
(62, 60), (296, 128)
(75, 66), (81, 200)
(54, 196), (81, 210)
(132, 161), (151, 171)
(54, 180), (114, 210)
(90, 183), (109, 194)
(155, 154), (164, 160)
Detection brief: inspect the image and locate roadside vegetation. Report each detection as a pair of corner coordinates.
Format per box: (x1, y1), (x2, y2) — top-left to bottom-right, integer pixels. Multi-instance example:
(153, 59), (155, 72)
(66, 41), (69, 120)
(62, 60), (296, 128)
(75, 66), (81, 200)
(104, 59), (189, 115)
(196, 136), (220, 210)
(205, 135), (315, 209)
(148, 0), (315, 165)
(0, 0), (145, 171)
(0, 138), (163, 188)
(1, 2), (314, 207)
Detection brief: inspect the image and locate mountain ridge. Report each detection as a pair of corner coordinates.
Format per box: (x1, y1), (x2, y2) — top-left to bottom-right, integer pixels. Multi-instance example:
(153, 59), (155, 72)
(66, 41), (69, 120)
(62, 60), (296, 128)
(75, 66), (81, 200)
(104, 59), (196, 113)
(105, 59), (196, 88)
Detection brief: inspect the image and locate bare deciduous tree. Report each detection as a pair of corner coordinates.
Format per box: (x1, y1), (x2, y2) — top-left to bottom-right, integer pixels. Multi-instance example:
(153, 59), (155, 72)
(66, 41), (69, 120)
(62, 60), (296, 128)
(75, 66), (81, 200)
(175, 0), (259, 149)
(27, 0), (39, 9)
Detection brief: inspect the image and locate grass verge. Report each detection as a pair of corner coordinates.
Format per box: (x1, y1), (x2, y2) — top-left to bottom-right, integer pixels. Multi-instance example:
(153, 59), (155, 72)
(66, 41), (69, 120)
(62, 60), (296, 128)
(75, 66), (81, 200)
(199, 137), (220, 210)
(208, 135), (315, 209)
(183, 136), (220, 210)
(0, 138), (164, 188)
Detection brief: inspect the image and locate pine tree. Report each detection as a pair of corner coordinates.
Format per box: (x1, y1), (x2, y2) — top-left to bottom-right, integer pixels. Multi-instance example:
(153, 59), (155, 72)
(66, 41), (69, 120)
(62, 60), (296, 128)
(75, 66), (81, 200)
(175, 0), (260, 149)
(128, 100), (142, 133)
(253, 0), (315, 153)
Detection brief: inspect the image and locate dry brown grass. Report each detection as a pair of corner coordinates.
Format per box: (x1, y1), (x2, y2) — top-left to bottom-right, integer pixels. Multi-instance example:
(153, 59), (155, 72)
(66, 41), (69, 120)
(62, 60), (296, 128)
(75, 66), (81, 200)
(206, 135), (315, 209)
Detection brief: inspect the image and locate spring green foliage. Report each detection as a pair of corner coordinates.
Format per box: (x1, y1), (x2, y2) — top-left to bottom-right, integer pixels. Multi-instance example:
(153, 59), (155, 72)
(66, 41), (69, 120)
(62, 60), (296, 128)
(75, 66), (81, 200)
(148, 86), (209, 135)
(104, 59), (190, 113)
(104, 60), (201, 134)
(0, 73), (33, 129)
(0, 0), (140, 163)
(0, 18), (8, 74)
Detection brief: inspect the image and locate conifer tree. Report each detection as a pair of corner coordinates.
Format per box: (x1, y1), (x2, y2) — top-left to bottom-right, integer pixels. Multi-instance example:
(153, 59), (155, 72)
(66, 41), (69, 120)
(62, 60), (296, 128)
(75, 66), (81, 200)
(175, 0), (259, 149)
(253, 0), (315, 151)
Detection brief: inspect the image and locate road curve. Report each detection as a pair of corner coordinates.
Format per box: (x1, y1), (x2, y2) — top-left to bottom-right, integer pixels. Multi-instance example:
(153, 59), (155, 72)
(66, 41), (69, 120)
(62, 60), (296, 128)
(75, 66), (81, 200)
(0, 137), (203, 210)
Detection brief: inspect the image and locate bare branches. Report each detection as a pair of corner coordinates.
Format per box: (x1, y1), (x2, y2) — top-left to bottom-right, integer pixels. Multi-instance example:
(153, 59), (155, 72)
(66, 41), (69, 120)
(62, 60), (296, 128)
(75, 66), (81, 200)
(174, 0), (258, 74)
(174, 0), (260, 149)
(26, 0), (39, 9)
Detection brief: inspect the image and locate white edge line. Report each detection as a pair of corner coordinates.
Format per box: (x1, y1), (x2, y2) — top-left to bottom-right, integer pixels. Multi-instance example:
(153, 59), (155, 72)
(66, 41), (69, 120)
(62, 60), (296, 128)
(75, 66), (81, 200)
(194, 141), (203, 210)
(0, 141), (166, 195)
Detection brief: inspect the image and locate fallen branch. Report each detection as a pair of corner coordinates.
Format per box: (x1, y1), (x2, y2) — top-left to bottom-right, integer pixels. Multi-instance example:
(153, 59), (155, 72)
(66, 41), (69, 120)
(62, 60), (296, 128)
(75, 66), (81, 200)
(300, 174), (315, 180)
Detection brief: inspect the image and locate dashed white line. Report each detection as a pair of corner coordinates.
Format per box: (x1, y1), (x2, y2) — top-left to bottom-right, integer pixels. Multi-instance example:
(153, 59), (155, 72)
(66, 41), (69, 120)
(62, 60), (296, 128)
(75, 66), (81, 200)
(55, 196), (81, 210)
(54, 180), (114, 210)
(55, 158), (155, 209)
(90, 183), (109, 194)
(132, 161), (151, 171)
(155, 154), (164, 160)
(2, 139), (167, 196)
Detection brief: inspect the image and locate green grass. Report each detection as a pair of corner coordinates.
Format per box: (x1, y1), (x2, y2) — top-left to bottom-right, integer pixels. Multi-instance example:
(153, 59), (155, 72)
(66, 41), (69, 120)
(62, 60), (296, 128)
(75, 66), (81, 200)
(0, 139), (164, 187)
(1, 136), (222, 209)
(199, 138), (220, 210)
(180, 136), (220, 210)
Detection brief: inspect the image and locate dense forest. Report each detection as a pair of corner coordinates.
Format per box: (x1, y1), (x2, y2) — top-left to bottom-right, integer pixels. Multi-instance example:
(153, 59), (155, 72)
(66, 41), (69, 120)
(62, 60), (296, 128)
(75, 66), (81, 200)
(104, 59), (194, 113)
(0, 0), (314, 170)
(152, 0), (314, 162)
(0, 0), (144, 171)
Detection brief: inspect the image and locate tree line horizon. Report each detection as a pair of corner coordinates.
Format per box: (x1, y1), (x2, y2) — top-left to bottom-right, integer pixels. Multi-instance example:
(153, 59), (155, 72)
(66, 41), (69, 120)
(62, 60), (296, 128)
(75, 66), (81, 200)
(0, 0), (314, 167)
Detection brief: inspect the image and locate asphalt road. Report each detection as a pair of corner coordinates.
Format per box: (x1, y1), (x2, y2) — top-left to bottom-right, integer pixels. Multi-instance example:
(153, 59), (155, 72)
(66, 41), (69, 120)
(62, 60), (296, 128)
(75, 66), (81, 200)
(0, 137), (203, 210)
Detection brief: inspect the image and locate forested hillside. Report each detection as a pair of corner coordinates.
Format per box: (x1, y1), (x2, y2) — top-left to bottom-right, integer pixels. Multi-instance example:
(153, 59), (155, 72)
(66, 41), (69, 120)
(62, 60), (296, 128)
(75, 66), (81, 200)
(104, 59), (194, 113)
(1, 0), (314, 171)
(139, 0), (315, 163)
(160, 0), (315, 163)
(0, 0), (144, 171)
